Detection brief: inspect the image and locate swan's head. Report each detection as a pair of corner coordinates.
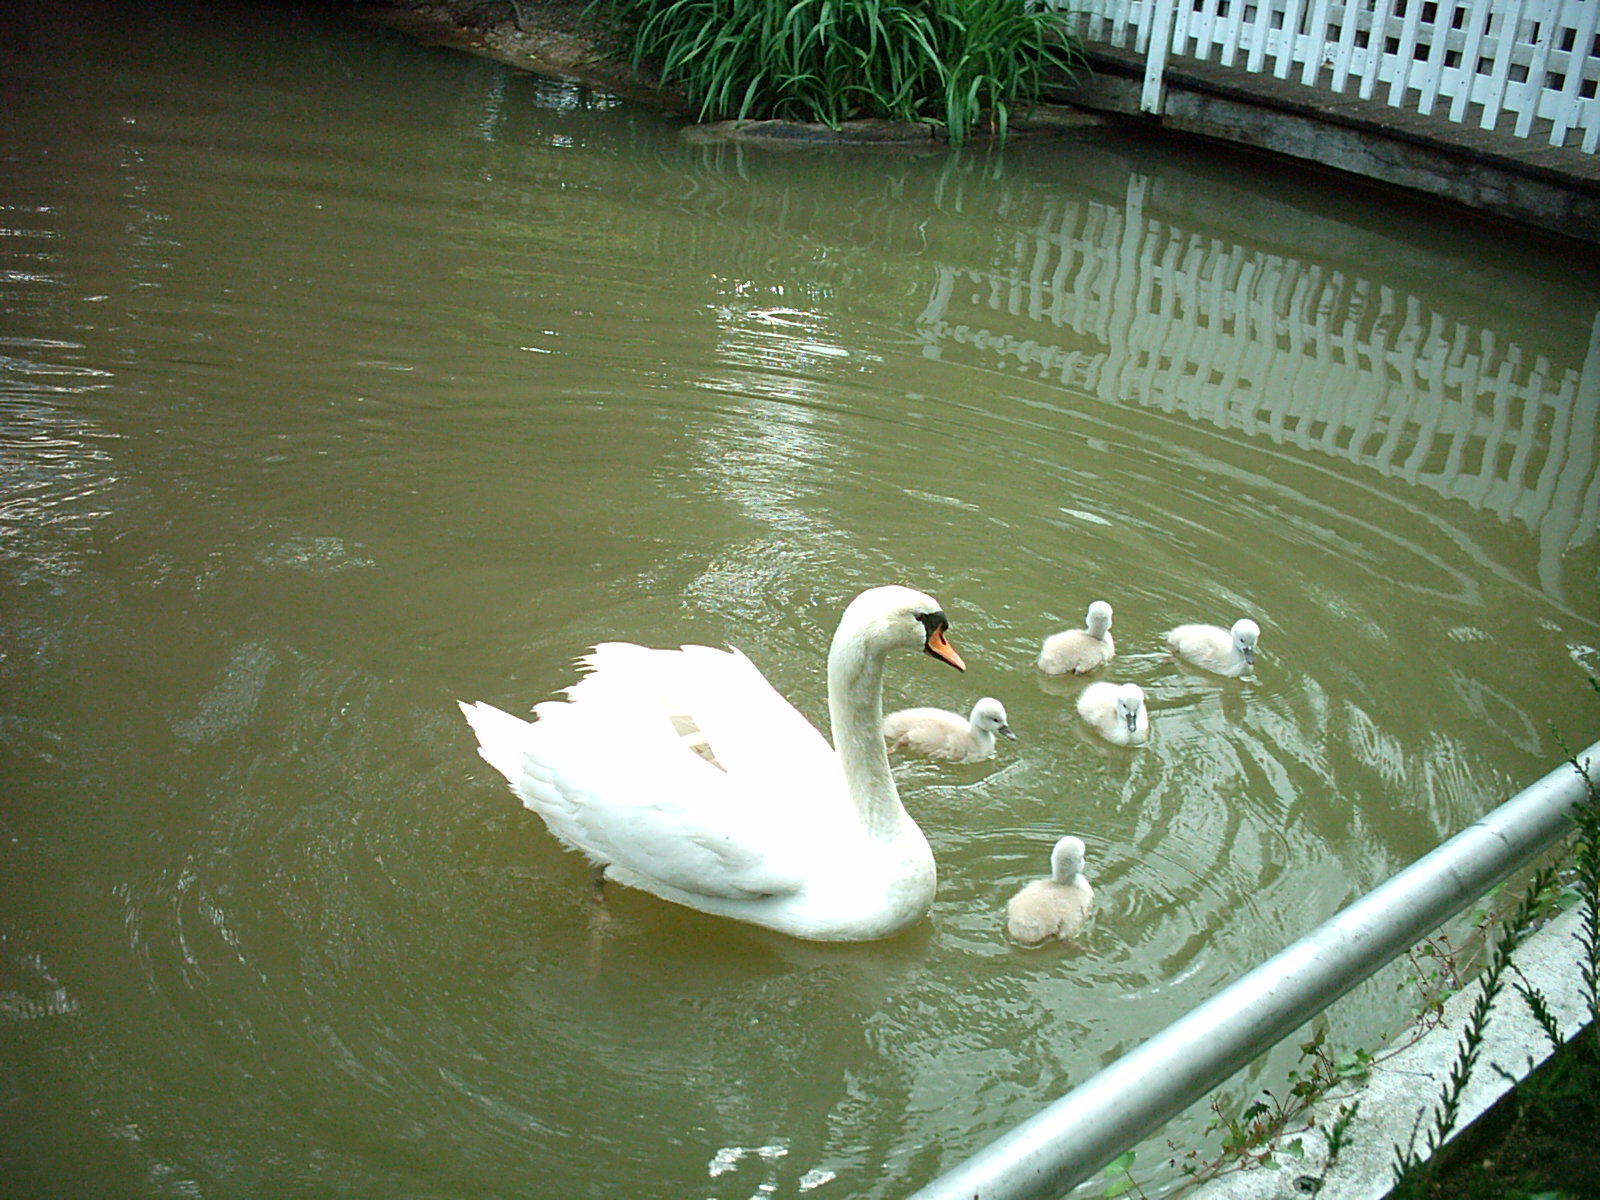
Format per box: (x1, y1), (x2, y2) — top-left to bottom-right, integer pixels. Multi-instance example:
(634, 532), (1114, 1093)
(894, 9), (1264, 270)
(1086, 600), (1113, 635)
(1115, 683), (1146, 732)
(971, 696), (1015, 740)
(837, 586), (965, 671)
(1232, 619), (1260, 664)
(1050, 835), (1087, 880)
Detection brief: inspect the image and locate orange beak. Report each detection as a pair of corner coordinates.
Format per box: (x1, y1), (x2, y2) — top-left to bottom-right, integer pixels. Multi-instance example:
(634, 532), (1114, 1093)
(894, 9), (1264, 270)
(925, 626), (966, 672)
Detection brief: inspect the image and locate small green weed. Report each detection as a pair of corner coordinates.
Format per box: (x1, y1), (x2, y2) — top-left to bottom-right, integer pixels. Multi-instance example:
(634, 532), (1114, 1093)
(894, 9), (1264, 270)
(1101, 1149), (1145, 1199)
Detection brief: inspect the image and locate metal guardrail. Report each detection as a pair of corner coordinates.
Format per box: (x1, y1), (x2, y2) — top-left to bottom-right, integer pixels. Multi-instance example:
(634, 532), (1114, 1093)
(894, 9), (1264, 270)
(909, 740), (1600, 1200)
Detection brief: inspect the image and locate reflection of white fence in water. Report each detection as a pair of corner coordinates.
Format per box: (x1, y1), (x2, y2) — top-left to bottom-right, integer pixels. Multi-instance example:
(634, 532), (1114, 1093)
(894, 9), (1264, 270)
(915, 176), (1599, 595)
(1061, 0), (1600, 151)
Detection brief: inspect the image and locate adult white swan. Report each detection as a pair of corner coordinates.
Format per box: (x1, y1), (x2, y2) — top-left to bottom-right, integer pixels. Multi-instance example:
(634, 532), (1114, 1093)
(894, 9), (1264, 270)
(458, 586), (966, 941)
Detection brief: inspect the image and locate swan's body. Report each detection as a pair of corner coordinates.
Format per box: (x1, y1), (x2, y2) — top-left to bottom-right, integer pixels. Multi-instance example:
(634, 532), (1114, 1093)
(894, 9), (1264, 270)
(1165, 618), (1259, 677)
(1037, 600), (1115, 675)
(883, 697), (1015, 763)
(458, 586), (965, 942)
(1007, 836), (1094, 945)
(1077, 681), (1149, 746)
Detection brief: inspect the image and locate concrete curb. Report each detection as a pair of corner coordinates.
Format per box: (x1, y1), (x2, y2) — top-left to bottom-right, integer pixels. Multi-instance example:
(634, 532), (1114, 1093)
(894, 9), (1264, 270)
(1184, 904), (1594, 1200)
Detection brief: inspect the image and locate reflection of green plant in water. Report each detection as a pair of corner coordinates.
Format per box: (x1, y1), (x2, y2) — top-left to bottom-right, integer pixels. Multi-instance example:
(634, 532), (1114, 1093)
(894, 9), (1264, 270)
(583, 0), (1083, 143)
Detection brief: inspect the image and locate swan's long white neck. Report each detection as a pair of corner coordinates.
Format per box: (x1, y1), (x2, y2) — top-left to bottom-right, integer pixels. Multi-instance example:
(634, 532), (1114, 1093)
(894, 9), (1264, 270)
(827, 622), (907, 841)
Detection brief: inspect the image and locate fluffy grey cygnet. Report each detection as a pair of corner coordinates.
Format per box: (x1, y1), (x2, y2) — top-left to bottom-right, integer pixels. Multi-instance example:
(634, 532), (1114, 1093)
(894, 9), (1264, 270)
(1037, 600), (1115, 675)
(1076, 681), (1149, 746)
(1165, 617), (1259, 677)
(883, 697), (1015, 763)
(1007, 836), (1094, 945)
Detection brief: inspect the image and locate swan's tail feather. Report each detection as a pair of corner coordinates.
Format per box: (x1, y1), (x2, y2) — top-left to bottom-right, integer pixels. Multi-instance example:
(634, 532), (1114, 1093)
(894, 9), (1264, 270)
(457, 700), (533, 786)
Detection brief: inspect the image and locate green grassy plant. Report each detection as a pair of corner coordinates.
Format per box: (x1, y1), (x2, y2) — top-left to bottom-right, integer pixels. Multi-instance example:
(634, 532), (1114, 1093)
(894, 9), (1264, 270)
(583, 0), (1083, 143)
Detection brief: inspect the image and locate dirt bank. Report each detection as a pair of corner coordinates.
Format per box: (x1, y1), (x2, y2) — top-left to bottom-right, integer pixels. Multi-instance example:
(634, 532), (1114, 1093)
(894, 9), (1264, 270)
(349, 0), (1105, 143)
(352, 0), (683, 109)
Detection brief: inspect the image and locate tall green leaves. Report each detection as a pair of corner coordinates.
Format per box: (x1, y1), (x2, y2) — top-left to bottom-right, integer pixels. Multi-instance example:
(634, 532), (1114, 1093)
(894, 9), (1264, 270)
(585, 0), (1083, 143)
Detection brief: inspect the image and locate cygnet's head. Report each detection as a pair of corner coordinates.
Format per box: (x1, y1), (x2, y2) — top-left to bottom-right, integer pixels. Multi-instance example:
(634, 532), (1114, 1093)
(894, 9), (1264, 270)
(1115, 684), (1146, 733)
(1086, 600), (1113, 636)
(1050, 835), (1087, 881)
(971, 697), (1016, 741)
(1231, 618), (1261, 664)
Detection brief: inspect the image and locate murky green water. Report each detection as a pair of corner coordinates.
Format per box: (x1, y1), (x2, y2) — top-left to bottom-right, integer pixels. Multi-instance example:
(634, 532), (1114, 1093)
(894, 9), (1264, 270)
(3, 1), (1597, 1196)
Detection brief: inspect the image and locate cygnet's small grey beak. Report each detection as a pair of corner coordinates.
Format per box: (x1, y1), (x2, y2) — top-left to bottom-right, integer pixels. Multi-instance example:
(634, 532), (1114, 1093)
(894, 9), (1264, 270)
(1000, 724), (1016, 741)
(1243, 646), (1256, 664)
(1125, 711), (1138, 732)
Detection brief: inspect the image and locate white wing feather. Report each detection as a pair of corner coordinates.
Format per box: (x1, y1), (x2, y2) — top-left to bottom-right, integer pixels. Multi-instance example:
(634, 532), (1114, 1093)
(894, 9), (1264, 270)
(458, 641), (851, 900)
(569, 643), (844, 805)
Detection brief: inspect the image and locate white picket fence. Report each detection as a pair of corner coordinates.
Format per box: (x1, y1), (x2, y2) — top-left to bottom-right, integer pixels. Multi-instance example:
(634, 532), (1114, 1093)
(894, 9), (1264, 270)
(1057, 0), (1600, 151)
